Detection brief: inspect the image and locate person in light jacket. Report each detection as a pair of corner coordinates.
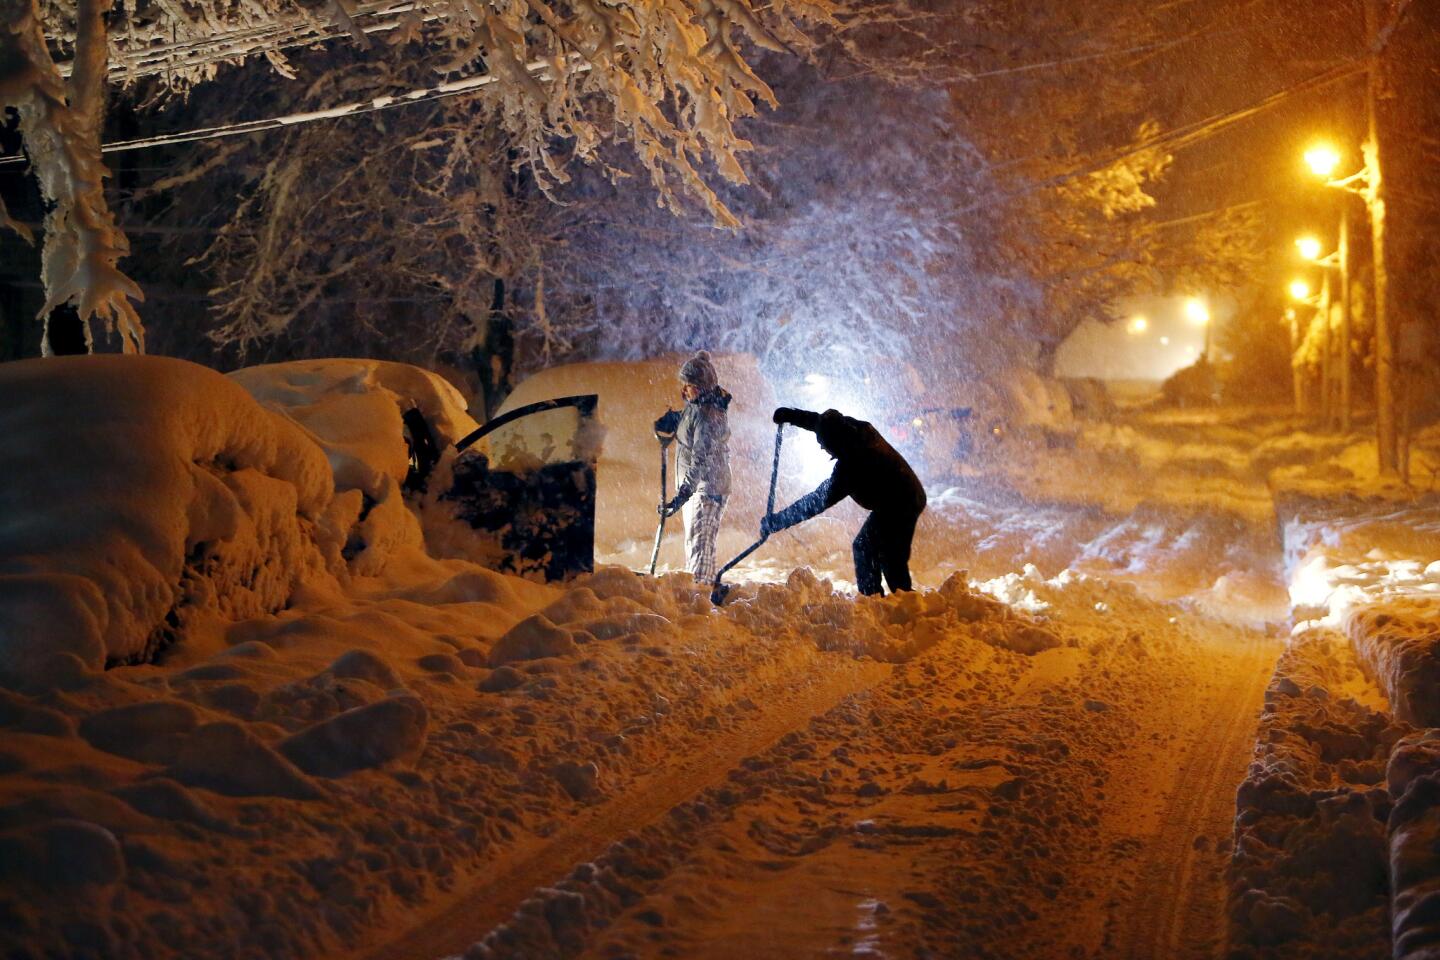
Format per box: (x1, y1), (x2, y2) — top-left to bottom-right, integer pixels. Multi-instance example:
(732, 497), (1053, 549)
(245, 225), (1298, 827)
(659, 351), (732, 582)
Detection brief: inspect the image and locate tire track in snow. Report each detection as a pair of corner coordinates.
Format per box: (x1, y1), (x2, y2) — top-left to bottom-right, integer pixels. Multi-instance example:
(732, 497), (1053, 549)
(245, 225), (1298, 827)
(361, 657), (891, 960)
(1108, 627), (1273, 960)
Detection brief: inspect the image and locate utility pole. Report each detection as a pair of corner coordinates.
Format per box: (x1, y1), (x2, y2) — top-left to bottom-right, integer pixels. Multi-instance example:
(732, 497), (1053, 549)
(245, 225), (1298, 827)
(1365, 0), (1396, 474)
(1287, 309), (1304, 414)
(1319, 271), (1333, 427)
(1338, 205), (1352, 432)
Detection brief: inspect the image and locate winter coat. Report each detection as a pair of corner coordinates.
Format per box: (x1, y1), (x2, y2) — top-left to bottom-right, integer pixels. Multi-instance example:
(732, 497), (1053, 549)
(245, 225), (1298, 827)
(770, 408), (925, 530)
(675, 386), (732, 500)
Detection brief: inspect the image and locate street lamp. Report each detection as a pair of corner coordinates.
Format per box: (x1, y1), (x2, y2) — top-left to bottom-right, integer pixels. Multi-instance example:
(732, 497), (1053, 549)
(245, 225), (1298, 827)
(1295, 235), (1324, 262)
(1304, 143), (1342, 178)
(1289, 279), (1312, 302)
(1183, 298), (1211, 362)
(1127, 315), (1148, 335)
(1304, 148), (1363, 436)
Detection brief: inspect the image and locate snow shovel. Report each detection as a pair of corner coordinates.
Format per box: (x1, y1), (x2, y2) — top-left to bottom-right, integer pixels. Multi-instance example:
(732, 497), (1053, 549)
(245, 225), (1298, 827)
(647, 409), (681, 576)
(711, 424), (785, 606)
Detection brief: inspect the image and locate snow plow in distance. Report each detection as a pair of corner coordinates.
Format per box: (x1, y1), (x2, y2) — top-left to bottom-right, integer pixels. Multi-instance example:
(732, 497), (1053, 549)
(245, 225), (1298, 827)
(445, 394), (600, 582)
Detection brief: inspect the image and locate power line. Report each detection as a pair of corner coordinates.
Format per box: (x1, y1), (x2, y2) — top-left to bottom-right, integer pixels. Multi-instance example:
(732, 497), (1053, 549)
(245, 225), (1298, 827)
(0, 56), (583, 166)
(962, 60), (1367, 213)
(1052, 61), (1364, 185)
(1143, 198), (1271, 230)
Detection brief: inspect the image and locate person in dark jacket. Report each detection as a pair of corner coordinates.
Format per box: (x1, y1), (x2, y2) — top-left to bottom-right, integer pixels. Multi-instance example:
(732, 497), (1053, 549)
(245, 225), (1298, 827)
(762, 407), (926, 595)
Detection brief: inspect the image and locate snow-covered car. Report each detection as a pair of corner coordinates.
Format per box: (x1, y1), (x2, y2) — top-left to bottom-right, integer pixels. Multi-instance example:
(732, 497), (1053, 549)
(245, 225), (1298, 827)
(440, 394), (600, 582)
(231, 359), (601, 581)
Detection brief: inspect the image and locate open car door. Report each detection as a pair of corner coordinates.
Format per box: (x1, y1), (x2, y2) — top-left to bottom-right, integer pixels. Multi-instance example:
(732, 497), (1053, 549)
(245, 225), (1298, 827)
(444, 395), (600, 582)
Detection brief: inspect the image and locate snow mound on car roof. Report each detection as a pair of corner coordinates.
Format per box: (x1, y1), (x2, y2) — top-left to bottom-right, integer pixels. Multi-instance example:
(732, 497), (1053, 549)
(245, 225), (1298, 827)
(229, 358), (480, 498)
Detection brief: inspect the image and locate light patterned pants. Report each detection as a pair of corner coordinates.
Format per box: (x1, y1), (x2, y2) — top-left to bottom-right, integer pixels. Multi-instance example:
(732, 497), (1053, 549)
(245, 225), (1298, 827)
(682, 494), (727, 583)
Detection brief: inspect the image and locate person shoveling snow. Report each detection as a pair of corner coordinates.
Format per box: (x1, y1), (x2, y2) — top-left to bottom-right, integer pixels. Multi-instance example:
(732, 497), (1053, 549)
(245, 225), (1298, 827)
(763, 407), (927, 595)
(656, 351), (733, 583)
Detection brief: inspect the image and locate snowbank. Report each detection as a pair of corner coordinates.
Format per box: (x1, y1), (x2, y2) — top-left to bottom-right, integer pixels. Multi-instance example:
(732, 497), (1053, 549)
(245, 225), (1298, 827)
(0, 545), (1038, 960)
(1346, 601), (1440, 728)
(0, 356), (341, 686)
(1389, 730), (1440, 960)
(998, 368), (1074, 432)
(1229, 629), (1404, 959)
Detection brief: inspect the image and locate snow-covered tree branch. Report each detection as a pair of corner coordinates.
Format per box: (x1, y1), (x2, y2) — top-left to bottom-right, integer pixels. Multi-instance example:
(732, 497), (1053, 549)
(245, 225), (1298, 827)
(4, 0), (855, 351)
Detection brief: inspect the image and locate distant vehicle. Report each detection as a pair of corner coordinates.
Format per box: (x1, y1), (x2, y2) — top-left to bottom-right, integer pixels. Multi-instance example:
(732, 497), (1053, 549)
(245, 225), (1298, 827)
(1160, 359), (1220, 408)
(884, 406), (977, 481)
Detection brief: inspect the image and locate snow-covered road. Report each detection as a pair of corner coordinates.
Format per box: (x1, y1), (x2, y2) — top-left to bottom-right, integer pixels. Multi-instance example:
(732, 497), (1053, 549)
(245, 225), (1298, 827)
(364, 567), (1279, 960)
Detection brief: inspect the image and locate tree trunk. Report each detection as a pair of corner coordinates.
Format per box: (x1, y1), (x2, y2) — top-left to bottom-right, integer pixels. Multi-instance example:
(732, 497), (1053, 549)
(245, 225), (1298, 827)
(1320, 271), (1332, 429)
(1339, 204), (1352, 432)
(473, 277), (514, 417)
(2, 0), (143, 354)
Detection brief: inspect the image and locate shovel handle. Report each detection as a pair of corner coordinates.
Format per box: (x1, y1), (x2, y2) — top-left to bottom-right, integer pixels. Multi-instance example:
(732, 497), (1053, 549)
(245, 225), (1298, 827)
(712, 424), (785, 604)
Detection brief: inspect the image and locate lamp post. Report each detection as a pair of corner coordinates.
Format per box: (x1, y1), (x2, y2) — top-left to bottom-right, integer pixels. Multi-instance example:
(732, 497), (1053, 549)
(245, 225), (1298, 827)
(1289, 279), (1320, 414)
(1284, 307), (1302, 412)
(1295, 231), (1348, 430)
(1303, 2), (1393, 470)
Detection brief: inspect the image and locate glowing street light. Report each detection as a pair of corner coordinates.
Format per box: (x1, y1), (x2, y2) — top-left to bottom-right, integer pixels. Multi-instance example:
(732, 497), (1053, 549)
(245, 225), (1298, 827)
(1127, 315), (1149, 334)
(1183, 298), (1210, 326)
(1295, 235), (1324, 261)
(1184, 297), (1212, 362)
(1304, 143), (1342, 178)
(1289, 279), (1312, 301)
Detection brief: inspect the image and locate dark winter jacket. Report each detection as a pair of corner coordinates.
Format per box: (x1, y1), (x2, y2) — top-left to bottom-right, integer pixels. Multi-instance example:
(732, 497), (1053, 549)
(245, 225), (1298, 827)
(675, 386), (732, 501)
(769, 408), (926, 531)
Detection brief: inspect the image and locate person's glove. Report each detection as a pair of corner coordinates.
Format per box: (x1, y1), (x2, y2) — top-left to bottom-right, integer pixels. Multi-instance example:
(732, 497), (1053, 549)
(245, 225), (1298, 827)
(658, 494), (684, 517)
(654, 408), (681, 441)
(773, 407), (801, 425)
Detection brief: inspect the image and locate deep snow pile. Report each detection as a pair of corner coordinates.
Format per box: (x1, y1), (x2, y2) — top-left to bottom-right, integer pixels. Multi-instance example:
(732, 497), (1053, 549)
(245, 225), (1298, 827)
(0, 562), (1046, 960)
(1280, 495), (1440, 627)
(0, 354), (1070, 960)
(228, 358), (481, 499)
(1388, 728), (1440, 960)
(1278, 494), (1440, 731)
(1346, 600), (1440, 728)
(0, 357), (342, 687)
(1229, 628), (1404, 960)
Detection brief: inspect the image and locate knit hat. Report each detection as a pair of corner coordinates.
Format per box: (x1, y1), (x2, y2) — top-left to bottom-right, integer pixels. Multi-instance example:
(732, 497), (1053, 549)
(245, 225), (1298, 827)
(678, 350), (719, 390)
(815, 409), (852, 455)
